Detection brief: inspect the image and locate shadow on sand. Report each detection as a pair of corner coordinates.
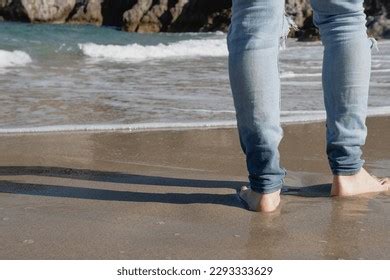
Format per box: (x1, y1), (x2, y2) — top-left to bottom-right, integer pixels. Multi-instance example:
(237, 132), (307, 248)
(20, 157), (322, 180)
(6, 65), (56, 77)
(0, 166), (332, 209)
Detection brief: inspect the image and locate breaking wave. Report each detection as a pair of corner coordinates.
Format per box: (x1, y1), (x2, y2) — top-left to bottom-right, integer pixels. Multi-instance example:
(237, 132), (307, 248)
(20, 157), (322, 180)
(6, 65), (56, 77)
(79, 38), (228, 62)
(0, 50), (32, 68)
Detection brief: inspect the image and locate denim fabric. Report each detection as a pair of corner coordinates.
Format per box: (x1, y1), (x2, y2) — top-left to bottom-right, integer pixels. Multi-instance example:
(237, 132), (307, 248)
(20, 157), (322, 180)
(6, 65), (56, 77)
(227, 0), (376, 194)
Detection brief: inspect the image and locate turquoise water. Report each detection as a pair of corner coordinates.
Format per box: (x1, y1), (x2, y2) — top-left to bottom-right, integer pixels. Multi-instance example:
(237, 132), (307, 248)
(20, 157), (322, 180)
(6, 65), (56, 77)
(0, 21), (389, 132)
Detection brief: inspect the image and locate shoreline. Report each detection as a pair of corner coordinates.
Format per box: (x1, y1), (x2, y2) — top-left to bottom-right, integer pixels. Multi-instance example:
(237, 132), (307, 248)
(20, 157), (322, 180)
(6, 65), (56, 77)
(0, 111), (389, 135)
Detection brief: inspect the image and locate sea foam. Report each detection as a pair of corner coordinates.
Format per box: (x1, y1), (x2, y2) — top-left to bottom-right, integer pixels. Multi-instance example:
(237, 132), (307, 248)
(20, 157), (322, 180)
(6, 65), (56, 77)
(78, 38), (228, 62)
(1, 107), (389, 134)
(0, 50), (32, 68)
(280, 71), (322, 78)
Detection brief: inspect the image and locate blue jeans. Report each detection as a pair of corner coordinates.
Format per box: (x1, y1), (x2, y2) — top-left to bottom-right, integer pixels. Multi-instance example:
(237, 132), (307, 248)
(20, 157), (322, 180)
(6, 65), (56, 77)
(227, 0), (376, 194)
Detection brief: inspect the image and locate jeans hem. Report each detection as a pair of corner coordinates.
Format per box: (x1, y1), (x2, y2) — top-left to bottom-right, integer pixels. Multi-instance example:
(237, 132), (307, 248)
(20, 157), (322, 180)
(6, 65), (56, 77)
(250, 181), (284, 195)
(332, 167), (362, 176)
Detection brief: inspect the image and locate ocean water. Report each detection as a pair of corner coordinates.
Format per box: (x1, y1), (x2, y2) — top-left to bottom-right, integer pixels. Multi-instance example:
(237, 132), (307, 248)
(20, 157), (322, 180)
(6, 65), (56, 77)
(0, 22), (389, 133)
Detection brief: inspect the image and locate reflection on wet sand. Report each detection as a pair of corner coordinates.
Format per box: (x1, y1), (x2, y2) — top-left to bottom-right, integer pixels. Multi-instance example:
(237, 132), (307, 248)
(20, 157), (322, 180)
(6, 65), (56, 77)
(244, 192), (389, 259)
(323, 195), (388, 259)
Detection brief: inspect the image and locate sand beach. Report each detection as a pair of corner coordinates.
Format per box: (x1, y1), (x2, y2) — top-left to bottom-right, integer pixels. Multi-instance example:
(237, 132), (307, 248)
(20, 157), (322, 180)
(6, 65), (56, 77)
(0, 116), (389, 259)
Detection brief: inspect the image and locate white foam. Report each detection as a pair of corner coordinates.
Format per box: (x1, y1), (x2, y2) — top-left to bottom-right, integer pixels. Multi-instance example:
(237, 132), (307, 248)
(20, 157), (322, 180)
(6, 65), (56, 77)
(0, 50), (32, 68)
(78, 38), (228, 62)
(0, 121), (237, 134)
(167, 107), (235, 114)
(280, 71), (322, 78)
(371, 69), (390, 73)
(1, 107), (389, 134)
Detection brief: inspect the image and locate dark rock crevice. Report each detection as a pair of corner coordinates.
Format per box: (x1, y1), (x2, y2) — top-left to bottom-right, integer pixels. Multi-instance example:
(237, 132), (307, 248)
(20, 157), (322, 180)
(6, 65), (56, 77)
(0, 0), (29, 22)
(101, 0), (137, 27)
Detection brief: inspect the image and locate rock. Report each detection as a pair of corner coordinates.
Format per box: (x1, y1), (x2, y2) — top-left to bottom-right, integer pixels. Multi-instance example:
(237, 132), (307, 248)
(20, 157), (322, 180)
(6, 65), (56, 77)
(21, 0), (76, 23)
(167, 0), (232, 32)
(0, 0), (10, 10)
(288, 0), (390, 40)
(365, 0), (390, 38)
(67, 0), (103, 25)
(0, 0), (29, 21)
(367, 14), (390, 38)
(170, 0), (188, 23)
(296, 15), (320, 41)
(122, 0), (152, 32)
(0, 0), (389, 38)
(140, 0), (189, 32)
(0, 0), (101, 25)
(136, 0), (170, 33)
(128, 0), (188, 33)
(285, 0), (312, 28)
(199, 8), (231, 32)
(0, 0), (76, 22)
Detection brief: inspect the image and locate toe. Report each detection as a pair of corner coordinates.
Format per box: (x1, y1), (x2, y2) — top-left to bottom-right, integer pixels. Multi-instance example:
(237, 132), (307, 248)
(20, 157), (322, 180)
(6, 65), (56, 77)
(379, 178), (390, 187)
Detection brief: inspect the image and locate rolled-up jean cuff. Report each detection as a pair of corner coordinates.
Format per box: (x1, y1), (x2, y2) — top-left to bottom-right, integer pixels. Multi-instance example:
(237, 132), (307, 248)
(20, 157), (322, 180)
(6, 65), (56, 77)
(332, 167), (362, 176)
(250, 180), (284, 194)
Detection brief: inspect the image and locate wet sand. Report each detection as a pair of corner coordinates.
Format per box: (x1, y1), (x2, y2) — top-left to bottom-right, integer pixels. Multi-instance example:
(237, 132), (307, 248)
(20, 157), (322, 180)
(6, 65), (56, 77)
(0, 116), (389, 259)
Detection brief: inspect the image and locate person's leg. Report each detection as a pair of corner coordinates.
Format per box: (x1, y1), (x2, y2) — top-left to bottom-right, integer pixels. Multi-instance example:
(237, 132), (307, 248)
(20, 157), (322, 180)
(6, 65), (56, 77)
(310, 0), (389, 195)
(227, 0), (289, 211)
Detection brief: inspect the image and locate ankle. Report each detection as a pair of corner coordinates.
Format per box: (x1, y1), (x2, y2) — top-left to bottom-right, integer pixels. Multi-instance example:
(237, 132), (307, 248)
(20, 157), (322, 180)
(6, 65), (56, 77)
(257, 191), (281, 212)
(332, 171), (361, 196)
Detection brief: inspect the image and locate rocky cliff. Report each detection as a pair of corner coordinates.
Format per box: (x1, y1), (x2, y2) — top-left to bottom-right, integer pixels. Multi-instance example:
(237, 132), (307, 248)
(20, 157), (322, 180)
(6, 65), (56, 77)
(0, 0), (389, 39)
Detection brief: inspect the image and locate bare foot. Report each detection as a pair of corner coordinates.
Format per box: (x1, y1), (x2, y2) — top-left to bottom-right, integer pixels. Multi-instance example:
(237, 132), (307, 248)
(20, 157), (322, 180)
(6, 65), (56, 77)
(331, 168), (390, 197)
(237, 186), (281, 212)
